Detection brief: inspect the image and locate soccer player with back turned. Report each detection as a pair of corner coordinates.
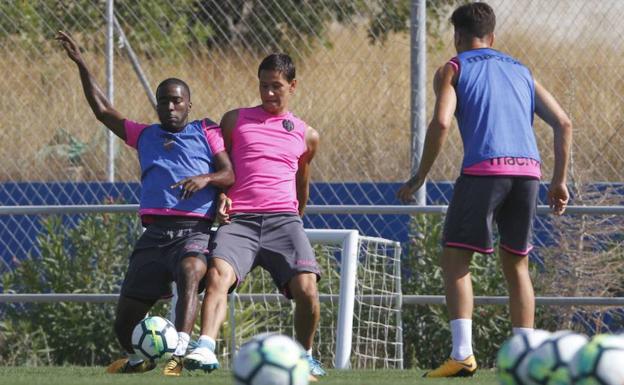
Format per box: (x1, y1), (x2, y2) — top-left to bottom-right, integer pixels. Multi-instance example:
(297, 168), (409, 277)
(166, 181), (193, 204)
(397, 2), (572, 377)
(56, 31), (234, 377)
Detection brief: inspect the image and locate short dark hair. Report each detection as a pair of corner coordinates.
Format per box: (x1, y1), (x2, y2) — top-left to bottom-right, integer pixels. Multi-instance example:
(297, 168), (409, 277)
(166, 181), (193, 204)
(451, 2), (496, 38)
(156, 78), (191, 100)
(258, 53), (296, 82)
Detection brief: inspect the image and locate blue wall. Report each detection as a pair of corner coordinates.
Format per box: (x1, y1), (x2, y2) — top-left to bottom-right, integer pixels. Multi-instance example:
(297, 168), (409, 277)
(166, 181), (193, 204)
(1, 181), (622, 268)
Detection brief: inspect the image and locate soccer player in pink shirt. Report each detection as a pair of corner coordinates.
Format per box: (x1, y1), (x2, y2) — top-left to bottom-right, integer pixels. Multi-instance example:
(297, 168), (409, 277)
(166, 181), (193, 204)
(184, 53), (325, 378)
(56, 31), (234, 377)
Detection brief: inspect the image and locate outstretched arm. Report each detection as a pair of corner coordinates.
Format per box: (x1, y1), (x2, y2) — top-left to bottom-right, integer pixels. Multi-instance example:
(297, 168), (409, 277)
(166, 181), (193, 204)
(534, 80), (572, 215)
(296, 126), (319, 217)
(56, 31), (126, 140)
(397, 62), (457, 203)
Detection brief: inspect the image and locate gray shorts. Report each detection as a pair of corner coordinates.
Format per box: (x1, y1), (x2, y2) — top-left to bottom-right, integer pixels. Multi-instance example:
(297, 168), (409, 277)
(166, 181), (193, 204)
(120, 219), (212, 300)
(209, 213), (321, 298)
(442, 175), (539, 256)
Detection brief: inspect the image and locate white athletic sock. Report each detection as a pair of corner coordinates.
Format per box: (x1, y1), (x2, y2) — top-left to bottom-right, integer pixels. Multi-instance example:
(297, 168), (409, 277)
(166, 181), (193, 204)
(128, 352), (144, 365)
(306, 349), (313, 357)
(450, 319), (473, 361)
(198, 335), (216, 352)
(174, 332), (191, 356)
(512, 327), (534, 336)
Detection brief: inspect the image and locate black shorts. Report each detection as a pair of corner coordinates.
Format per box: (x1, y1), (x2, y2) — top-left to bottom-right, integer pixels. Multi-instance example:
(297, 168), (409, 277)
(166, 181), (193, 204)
(120, 219), (212, 300)
(442, 175), (539, 256)
(209, 213), (321, 299)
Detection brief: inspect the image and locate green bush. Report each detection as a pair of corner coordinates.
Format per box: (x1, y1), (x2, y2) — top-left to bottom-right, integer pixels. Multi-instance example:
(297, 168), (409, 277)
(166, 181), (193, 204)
(0, 211), (153, 365)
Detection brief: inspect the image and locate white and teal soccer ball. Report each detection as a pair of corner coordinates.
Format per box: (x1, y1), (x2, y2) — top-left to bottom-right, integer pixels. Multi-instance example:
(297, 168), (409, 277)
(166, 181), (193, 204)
(131, 316), (178, 361)
(497, 329), (551, 385)
(524, 330), (588, 385)
(570, 334), (624, 385)
(233, 333), (310, 385)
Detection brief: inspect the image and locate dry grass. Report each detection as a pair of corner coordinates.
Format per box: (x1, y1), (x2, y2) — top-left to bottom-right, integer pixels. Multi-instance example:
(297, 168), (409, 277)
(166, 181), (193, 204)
(1, 25), (412, 183)
(534, 185), (624, 333)
(2, 2), (624, 184)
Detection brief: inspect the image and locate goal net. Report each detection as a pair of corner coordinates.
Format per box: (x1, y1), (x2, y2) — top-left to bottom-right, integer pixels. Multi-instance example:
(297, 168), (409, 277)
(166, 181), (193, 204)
(213, 229), (403, 370)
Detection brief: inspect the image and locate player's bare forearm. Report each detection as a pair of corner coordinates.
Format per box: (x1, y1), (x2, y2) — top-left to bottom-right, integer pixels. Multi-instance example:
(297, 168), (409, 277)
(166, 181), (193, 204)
(202, 169), (234, 190)
(212, 152), (235, 189)
(410, 121), (449, 183)
(76, 64), (126, 140)
(296, 182), (309, 217)
(297, 126), (319, 217)
(534, 80), (572, 184)
(77, 64), (111, 117)
(551, 120), (572, 185)
(398, 64), (455, 203)
(57, 31), (126, 140)
(534, 80), (571, 215)
(173, 152), (234, 198)
(409, 64), (456, 184)
(296, 162), (311, 217)
(297, 197), (308, 217)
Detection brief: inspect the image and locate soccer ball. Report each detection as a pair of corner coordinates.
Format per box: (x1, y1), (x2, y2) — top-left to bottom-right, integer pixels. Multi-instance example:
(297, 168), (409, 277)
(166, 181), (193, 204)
(497, 329), (551, 385)
(232, 333), (310, 385)
(131, 316), (178, 361)
(524, 330), (588, 385)
(570, 334), (624, 385)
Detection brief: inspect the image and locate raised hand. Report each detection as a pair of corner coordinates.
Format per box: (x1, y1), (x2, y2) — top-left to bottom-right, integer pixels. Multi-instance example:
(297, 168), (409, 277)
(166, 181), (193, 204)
(55, 31), (83, 64)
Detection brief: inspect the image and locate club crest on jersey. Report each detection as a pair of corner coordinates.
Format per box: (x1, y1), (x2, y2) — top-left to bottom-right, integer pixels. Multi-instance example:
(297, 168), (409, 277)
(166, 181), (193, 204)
(161, 135), (175, 150)
(282, 119), (294, 132)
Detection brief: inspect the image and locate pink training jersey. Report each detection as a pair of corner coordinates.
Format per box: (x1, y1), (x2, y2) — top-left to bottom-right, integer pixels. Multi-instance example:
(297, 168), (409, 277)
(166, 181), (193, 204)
(228, 106), (307, 214)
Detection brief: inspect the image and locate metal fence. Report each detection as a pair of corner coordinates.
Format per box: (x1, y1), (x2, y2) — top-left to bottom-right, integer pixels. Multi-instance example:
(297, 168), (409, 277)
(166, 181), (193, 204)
(2, 1), (623, 192)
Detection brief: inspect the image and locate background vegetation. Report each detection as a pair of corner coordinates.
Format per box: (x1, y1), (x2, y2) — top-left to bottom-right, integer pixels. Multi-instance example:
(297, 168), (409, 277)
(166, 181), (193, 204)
(0, 211), (142, 365)
(2, 210), (621, 367)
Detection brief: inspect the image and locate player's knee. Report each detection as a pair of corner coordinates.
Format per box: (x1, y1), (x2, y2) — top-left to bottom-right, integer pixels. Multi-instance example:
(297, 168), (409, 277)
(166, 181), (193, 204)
(179, 255), (207, 281)
(290, 274), (318, 303)
(205, 262), (236, 292)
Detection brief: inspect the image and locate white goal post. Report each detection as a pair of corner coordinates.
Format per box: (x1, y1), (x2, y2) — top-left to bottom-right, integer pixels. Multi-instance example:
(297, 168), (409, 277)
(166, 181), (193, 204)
(230, 229), (360, 370)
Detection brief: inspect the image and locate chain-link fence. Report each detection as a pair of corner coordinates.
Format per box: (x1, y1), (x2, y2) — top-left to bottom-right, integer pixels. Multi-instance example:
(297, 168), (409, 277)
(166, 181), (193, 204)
(1, 0), (623, 340)
(2, 1), (623, 184)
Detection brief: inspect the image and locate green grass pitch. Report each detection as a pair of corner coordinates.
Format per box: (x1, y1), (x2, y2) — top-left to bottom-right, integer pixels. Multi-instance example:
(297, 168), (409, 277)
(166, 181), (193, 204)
(0, 367), (498, 385)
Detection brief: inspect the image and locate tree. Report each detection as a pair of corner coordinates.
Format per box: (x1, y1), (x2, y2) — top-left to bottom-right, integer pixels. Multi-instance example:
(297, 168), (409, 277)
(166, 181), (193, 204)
(1, 1), (464, 56)
(367, 0), (467, 46)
